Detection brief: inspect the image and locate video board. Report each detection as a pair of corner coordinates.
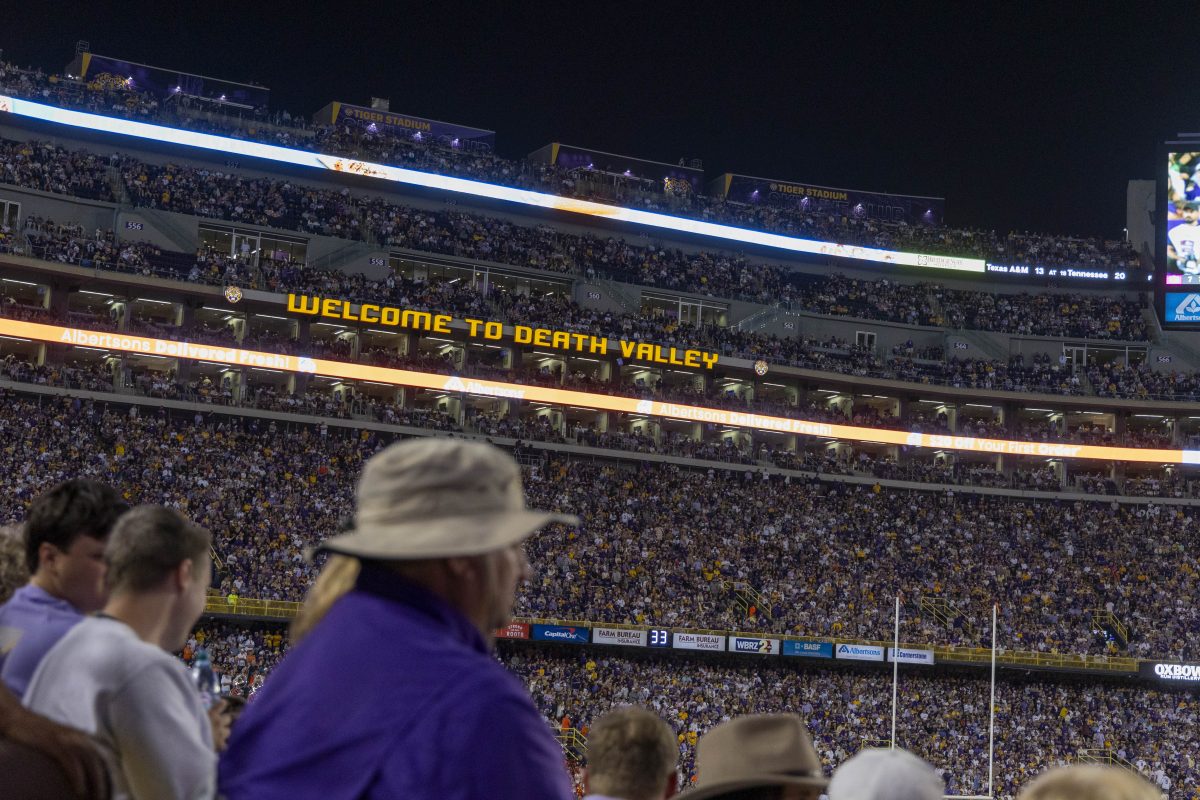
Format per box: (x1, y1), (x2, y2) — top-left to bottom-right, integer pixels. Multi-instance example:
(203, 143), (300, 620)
(1161, 149), (1200, 326)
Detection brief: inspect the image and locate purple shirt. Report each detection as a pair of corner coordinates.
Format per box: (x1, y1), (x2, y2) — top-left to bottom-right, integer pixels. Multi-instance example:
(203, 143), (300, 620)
(219, 565), (573, 800)
(0, 584), (84, 698)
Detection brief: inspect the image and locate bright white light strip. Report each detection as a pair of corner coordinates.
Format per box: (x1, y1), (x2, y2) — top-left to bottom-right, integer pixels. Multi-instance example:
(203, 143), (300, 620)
(0, 95), (986, 274)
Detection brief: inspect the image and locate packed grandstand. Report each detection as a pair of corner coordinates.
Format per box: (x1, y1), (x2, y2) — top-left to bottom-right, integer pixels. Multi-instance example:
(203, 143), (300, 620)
(1, 48), (1197, 799)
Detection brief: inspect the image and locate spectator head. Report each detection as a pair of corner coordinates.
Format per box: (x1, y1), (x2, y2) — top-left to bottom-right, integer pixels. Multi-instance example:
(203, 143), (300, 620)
(0, 524), (28, 603)
(1018, 765), (1162, 800)
(104, 505), (212, 651)
(319, 439), (577, 642)
(687, 714), (827, 800)
(827, 748), (944, 800)
(583, 706), (679, 800)
(23, 479), (128, 613)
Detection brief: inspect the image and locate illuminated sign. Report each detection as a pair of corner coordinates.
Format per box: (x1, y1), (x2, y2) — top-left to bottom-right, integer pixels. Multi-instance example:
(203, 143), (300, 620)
(672, 633), (725, 651)
(729, 636), (780, 655)
(1148, 663), (1200, 681)
(530, 624), (589, 644)
(4, 317), (1197, 465)
(887, 647), (935, 665)
(285, 293), (719, 369)
(0, 95), (986, 275)
(592, 627), (649, 647)
(1165, 292), (1200, 324)
(494, 623), (530, 640)
(836, 644), (885, 662)
(781, 640), (833, 658)
(647, 629), (671, 648)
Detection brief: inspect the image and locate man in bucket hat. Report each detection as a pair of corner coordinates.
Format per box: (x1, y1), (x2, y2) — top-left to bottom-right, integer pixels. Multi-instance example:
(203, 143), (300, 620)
(219, 439), (578, 800)
(685, 714), (828, 800)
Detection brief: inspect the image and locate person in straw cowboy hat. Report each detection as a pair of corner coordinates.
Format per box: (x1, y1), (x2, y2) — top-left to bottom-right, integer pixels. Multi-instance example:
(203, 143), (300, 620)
(684, 714), (828, 800)
(219, 439), (579, 800)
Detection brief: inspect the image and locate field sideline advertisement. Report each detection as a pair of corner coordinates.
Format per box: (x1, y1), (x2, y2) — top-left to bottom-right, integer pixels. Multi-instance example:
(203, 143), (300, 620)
(4, 317), (1197, 465)
(0, 94), (985, 275)
(593, 627), (649, 647)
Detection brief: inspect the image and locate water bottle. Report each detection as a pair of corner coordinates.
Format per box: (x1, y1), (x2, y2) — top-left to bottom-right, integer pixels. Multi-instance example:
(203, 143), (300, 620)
(191, 648), (220, 708)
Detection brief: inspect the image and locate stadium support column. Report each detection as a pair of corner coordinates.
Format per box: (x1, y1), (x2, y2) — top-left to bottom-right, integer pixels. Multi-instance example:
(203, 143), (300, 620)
(46, 280), (70, 317)
(42, 282), (71, 366)
(174, 302), (195, 381)
(1110, 410), (1127, 486)
(294, 319), (311, 396)
(943, 403), (958, 432)
(176, 301), (194, 331)
(223, 367), (243, 404)
(996, 453), (1014, 482)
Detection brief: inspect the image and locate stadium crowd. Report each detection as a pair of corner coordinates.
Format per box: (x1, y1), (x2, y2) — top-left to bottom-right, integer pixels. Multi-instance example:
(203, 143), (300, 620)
(0, 60), (1142, 277)
(0, 136), (1151, 340)
(0, 332), (1184, 489)
(3, 215), (1178, 408)
(175, 623), (1195, 798)
(0, 54), (1184, 800)
(516, 650), (1191, 797)
(0, 386), (1197, 661)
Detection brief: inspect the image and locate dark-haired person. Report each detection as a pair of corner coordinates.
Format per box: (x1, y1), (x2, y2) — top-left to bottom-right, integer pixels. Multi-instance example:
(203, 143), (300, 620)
(0, 478), (128, 697)
(24, 505), (218, 800)
(0, 522), (111, 800)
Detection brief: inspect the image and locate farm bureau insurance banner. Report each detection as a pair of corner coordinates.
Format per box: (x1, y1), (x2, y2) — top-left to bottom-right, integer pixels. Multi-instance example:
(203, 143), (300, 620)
(4, 317), (1196, 465)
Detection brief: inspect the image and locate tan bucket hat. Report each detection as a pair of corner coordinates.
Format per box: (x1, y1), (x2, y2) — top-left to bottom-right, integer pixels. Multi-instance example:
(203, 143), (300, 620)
(685, 714), (829, 799)
(318, 439), (578, 560)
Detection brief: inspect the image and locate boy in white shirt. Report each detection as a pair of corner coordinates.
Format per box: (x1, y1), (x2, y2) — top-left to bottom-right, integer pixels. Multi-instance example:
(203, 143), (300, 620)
(25, 505), (223, 800)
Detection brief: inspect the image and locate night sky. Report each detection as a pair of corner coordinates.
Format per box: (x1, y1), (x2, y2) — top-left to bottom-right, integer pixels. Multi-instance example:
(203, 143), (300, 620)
(0, 4), (1187, 238)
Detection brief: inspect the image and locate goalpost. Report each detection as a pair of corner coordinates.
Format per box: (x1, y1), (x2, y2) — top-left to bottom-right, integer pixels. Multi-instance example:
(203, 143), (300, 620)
(890, 597), (997, 800)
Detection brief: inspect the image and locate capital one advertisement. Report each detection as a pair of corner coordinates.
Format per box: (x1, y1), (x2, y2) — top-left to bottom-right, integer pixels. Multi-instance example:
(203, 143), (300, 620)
(531, 624), (590, 644)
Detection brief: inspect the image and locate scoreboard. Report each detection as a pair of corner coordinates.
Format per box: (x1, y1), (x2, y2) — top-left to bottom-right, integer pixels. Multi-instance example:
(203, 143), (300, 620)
(1160, 146), (1200, 327)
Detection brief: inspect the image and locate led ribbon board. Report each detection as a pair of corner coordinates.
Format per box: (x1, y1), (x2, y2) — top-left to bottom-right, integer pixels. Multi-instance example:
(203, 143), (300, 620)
(5, 317), (1194, 465)
(0, 95), (985, 274)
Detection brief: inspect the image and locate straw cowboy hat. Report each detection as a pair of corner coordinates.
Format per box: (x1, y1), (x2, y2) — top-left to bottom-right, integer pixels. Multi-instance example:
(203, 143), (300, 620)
(685, 714), (829, 799)
(319, 439), (578, 560)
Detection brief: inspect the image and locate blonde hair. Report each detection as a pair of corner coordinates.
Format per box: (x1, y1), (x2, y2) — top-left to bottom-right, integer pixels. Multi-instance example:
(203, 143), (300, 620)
(586, 706), (678, 800)
(0, 524), (29, 603)
(1019, 765), (1162, 800)
(290, 554), (360, 642)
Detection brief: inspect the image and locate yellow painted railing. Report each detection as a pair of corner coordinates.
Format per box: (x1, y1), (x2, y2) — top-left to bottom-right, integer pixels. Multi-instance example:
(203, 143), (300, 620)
(204, 595), (302, 619)
(556, 728), (588, 761)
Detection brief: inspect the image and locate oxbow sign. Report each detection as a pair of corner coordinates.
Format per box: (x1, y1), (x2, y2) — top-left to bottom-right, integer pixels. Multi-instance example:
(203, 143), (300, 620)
(1141, 662), (1200, 682)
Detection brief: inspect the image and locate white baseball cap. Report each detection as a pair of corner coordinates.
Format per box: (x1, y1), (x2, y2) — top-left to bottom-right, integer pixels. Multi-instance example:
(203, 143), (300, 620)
(828, 748), (945, 800)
